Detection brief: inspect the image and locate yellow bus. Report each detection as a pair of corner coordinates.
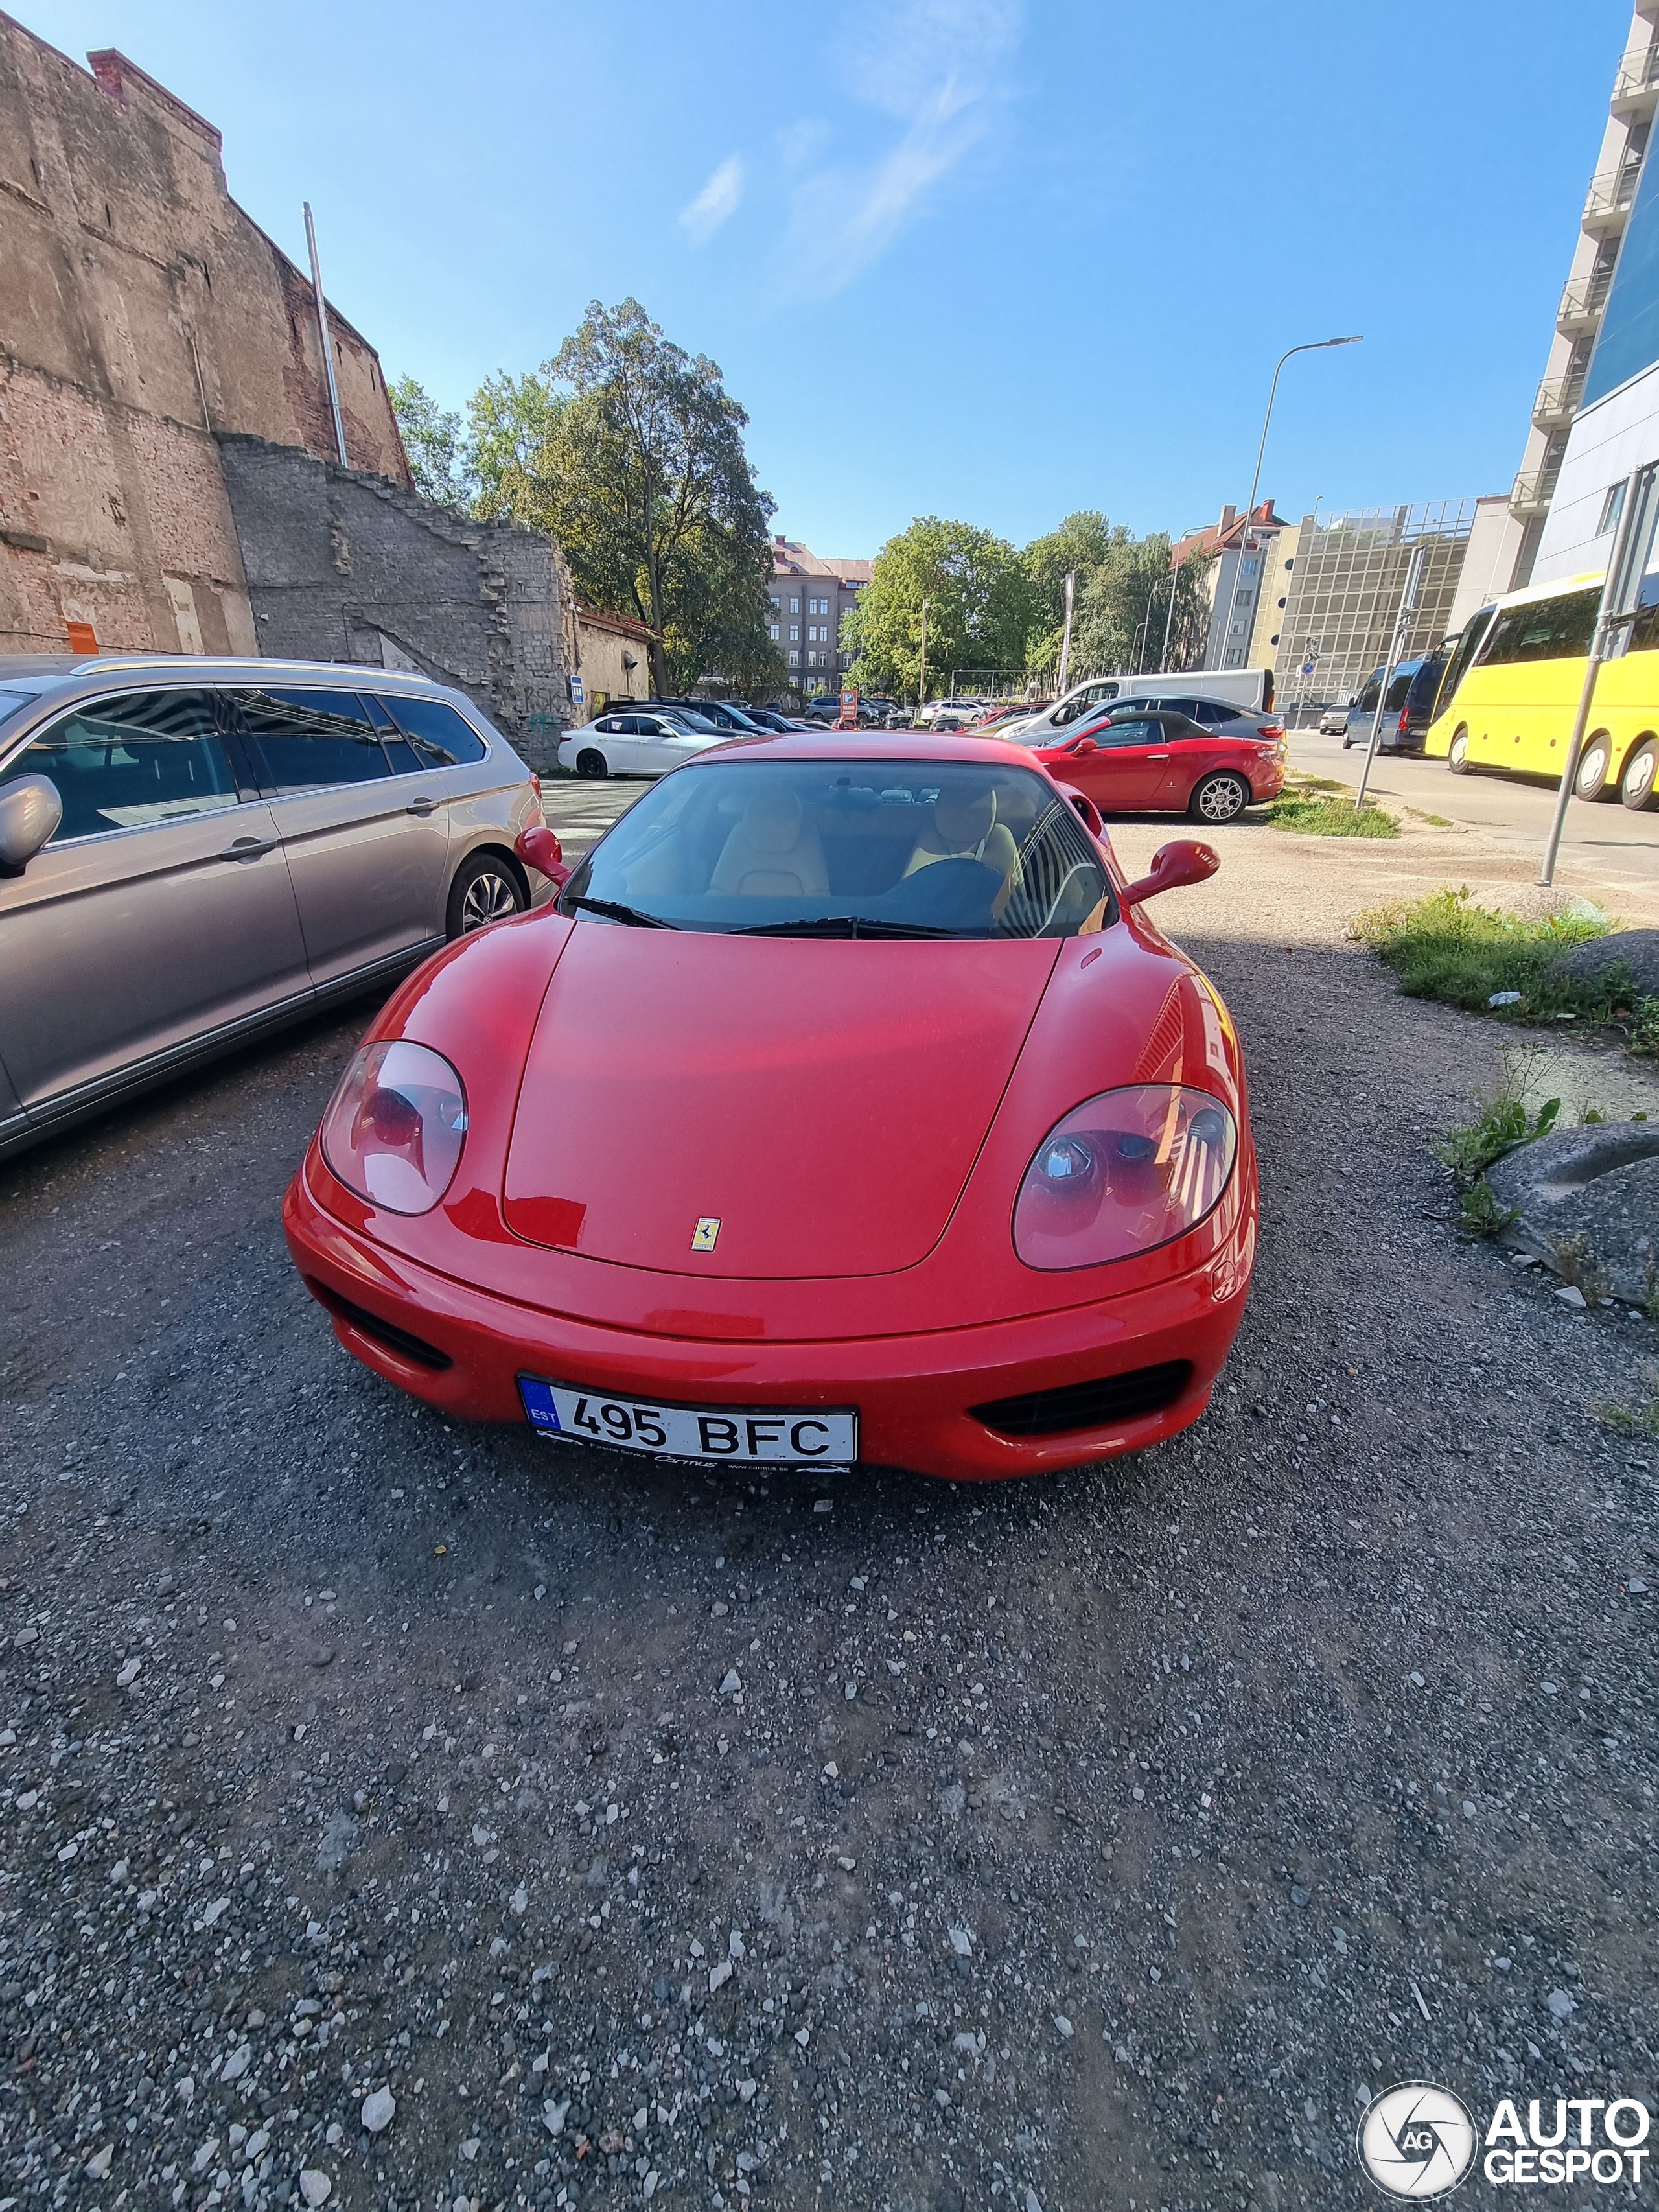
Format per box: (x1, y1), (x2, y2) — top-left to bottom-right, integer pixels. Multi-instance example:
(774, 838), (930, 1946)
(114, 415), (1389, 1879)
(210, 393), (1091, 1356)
(1422, 570), (1659, 809)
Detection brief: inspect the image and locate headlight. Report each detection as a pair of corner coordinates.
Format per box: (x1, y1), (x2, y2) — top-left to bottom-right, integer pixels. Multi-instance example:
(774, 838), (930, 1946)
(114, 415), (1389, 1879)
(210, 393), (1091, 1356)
(1013, 1084), (1237, 1270)
(319, 1040), (468, 1215)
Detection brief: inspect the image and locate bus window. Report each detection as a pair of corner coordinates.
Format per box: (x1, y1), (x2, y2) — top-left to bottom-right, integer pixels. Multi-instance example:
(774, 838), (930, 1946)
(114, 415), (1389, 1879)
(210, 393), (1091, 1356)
(1482, 588), (1600, 666)
(1434, 609), (1494, 714)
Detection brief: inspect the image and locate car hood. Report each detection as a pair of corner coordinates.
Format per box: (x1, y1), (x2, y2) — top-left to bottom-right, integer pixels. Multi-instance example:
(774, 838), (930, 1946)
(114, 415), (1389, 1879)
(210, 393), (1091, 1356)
(502, 924), (1061, 1277)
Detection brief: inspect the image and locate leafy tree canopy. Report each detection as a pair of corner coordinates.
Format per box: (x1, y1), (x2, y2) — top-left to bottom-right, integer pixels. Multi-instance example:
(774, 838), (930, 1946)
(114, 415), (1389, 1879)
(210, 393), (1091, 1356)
(388, 304), (782, 696)
(1068, 532), (1214, 679)
(842, 517), (1033, 701)
(388, 375), (467, 509)
(1023, 511), (1118, 638)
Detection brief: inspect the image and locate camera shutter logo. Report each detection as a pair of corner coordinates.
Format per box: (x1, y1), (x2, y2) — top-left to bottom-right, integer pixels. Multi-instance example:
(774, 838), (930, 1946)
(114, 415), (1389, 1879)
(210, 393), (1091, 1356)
(1356, 2082), (1477, 2199)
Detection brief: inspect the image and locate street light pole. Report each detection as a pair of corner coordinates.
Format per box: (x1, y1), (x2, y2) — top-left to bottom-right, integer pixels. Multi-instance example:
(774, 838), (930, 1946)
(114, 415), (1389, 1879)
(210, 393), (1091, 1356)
(918, 597), (930, 721)
(1056, 570), (1076, 697)
(1355, 542), (1427, 809)
(303, 202), (350, 469)
(1212, 336), (1363, 672)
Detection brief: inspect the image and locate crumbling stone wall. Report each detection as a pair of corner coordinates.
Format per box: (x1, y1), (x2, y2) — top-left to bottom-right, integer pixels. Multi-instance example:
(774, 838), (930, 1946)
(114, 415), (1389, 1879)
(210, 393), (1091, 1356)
(217, 436), (575, 753)
(0, 14), (408, 657)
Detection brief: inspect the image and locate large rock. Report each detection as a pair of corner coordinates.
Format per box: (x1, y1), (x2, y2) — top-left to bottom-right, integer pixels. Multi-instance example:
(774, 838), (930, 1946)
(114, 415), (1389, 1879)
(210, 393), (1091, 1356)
(1551, 929), (1659, 1001)
(1485, 1121), (1659, 1303)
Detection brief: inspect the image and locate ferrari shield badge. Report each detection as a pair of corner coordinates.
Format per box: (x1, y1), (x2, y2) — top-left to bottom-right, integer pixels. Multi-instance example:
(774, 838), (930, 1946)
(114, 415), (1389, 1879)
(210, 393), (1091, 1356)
(691, 1217), (721, 1252)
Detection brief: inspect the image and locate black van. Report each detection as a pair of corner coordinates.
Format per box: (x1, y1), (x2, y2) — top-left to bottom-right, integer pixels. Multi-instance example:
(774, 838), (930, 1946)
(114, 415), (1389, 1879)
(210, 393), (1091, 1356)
(1342, 651), (1449, 754)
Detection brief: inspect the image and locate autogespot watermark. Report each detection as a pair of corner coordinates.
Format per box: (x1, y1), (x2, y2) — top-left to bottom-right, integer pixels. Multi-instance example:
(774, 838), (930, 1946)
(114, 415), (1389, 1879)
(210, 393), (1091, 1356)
(1356, 2083), (1653, 2196)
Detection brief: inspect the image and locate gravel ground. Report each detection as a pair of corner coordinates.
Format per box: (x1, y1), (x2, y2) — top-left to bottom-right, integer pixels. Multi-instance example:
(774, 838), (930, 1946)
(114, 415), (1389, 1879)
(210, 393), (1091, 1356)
(2, 800), (1657, 2212)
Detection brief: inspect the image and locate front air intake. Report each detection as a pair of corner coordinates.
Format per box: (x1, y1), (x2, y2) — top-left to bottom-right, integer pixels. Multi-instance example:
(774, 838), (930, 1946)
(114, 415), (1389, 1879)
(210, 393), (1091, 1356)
(971, 1360), (1191, 1439)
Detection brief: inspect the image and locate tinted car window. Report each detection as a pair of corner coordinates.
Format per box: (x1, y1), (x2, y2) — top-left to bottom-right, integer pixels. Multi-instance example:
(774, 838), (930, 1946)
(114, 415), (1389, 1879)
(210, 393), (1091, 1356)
(0, 690), (239, 842)
(1384, 667), (1416, 712)
(1185, 699), (1236, 725)
(1482, 589), (1600, 667)
(381, 695), (489, 766)
(237, 688), (391, 791)
(1094, 719), (1157, 749)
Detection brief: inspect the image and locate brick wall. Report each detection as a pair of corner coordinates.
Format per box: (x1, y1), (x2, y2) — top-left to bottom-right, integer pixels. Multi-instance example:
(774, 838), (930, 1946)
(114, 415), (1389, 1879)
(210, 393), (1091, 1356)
(217, 436), (574, 755)
(0, 10), (409, 658)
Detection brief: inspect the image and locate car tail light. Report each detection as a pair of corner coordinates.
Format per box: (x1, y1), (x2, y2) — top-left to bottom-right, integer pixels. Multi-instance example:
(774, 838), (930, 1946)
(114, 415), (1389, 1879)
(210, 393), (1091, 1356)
(319, 1040), (468, 1215)
(1397, 708), (1410, 736)
(1013, 1084), (1237, 1271)
(1259, 721), (1284, 739)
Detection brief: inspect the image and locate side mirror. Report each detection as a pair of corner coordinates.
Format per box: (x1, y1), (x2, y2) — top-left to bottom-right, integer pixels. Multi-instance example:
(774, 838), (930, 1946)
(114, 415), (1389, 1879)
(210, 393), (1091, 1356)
(515, 824), (571, 889)
(1071, 736), (1098, 756)
(1121, 837), (1220, 907)
(0, 774), (62, 870)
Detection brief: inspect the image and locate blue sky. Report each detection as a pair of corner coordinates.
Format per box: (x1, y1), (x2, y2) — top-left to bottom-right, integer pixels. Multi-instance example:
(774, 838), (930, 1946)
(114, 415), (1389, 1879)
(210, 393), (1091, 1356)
(25, 0), (1638, 554)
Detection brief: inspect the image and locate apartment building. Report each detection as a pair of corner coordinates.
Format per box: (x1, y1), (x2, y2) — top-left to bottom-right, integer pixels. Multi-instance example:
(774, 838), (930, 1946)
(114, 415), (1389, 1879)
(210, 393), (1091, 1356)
(1168, 502), (1291, 671)
(1506, 2), (1659, 587)
(767, 537), (871, 689)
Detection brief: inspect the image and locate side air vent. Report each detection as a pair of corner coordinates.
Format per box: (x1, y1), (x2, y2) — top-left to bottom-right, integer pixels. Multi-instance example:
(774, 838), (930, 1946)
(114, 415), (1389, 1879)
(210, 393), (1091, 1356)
(971, 1360), (1191, 1439)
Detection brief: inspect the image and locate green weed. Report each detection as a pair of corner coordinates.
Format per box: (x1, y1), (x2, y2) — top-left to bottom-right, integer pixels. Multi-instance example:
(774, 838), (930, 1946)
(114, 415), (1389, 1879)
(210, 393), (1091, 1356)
(1632, 998), (1659, 1056)
(1350, 885), (1621, 1019)
(1435, 1084), (1560, 1177)
(1456, 1179), (1520, 1239)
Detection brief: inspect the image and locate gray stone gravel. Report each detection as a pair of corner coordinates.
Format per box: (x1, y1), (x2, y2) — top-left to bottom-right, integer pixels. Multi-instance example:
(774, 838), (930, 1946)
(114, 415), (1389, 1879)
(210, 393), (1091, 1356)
(1, 809), (1657, 2212)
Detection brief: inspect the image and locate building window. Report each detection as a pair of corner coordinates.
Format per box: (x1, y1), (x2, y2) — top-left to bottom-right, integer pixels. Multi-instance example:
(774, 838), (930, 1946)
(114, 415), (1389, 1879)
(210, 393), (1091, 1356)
(789, 625), (799, 641)
(788, 649), (798, 666)
(769, 624), (780, 641)
(769, 596), (780, 612)
(1600, 480), (1628, 536)
(1242, 556), (1259, 577)
(789, 598), (800, 614)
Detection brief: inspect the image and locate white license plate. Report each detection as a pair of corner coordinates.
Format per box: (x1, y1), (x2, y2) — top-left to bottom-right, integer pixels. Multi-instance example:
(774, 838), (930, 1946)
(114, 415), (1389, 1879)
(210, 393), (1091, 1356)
(518, 1377), (857, 1465)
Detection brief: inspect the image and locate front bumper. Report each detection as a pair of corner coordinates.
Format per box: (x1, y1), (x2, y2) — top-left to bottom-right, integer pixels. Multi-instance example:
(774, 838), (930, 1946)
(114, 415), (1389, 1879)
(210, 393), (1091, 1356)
(283, 1165), (1253, 1484)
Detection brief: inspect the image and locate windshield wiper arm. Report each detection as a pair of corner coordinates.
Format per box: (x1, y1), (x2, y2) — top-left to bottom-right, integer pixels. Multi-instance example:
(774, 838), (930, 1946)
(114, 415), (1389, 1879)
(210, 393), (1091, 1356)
(735, 914), (958, 938)
(563, 894), (679, 929)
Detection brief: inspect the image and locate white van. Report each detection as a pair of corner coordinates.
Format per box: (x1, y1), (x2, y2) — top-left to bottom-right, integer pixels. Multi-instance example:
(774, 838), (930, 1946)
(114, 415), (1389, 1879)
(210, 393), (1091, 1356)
(1001, 666), (1273, 743)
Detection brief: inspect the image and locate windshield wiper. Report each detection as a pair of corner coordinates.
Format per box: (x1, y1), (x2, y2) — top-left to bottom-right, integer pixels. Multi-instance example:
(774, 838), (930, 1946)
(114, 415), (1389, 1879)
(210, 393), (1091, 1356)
(734, 914), (958, 938)
(563, 894), (679, 929)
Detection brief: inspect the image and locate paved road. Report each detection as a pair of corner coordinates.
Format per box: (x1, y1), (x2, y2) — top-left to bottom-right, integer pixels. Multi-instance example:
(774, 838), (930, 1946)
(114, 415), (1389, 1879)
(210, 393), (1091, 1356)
(2, 802), (1656, 2212)
(1286, 727), (1659, 870)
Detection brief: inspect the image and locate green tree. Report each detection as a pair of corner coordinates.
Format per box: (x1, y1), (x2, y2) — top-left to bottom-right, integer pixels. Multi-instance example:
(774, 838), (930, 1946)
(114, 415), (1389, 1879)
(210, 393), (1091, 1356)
(388, 375), (468, 508)
(466, 371), (563, 526)
(530, 299), (779, 695)
(842, 517), (1034, 702)
(1068, 532), (1214, 678)
(1023, 511), (1116, 633)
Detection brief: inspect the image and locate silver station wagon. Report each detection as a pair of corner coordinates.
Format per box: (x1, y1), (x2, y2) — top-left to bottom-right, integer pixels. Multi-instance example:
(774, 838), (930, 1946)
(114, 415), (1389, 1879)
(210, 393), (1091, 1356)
(0, 655), (546, 1161)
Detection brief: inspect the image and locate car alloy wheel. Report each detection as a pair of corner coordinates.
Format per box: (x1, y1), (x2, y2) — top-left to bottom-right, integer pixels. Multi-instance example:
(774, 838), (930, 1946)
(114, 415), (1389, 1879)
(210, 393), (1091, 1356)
(576, 748), (609, 779)
(1621, 738), (1659, 811)
(446, 852), (528, 939)
(1190, 773), (1249, 824)
(1446, 725), (1472, 774)
(1573, 731), (1615, 802)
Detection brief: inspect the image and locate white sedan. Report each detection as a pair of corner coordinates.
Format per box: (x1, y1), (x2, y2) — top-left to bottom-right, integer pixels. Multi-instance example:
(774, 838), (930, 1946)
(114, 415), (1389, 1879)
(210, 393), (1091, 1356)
(557, 712), (730, 780)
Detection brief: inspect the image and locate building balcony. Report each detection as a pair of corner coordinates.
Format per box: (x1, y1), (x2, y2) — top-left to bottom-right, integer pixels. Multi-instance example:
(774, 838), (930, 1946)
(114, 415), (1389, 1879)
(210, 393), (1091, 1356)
(1510, 468), (1558, 520)
(1612, 43), (1659, 119)
(1533, 371), (1586, 428)
(1583, 165), (1641, 236)
(1557, 271), (1612, 333)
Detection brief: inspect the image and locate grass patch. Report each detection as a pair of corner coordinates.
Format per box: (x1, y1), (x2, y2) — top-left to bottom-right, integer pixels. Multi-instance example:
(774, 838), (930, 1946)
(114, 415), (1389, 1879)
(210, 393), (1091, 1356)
(1406, 808), (1454, 828)
(1349, 885), (1629, 1018)
(1591, 1373), (1659, 1437)
(1270, 791), (1398, 838)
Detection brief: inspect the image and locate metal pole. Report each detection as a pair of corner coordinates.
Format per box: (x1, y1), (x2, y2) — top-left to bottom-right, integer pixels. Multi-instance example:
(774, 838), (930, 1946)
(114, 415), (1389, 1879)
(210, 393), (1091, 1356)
(1159, 548), (1181, 673)
(304, 202), (350, 468)
(1212, 336), (1362, 671)
(918, 598), (929, 719)
(1356, 542), (1428, 808)
(1540, 463), (1651, 885)
(1056, 569), (1076, 697)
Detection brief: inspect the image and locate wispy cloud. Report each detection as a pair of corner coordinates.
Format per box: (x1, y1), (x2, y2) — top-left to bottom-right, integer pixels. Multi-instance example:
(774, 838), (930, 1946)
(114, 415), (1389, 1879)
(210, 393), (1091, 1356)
(679, 154), (747, 245)
(776, 0), (1023, 296)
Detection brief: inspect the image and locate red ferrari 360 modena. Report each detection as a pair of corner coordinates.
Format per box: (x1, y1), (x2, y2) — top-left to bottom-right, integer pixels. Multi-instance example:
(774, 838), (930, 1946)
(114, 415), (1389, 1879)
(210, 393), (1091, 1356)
(1033, 707), (1287, 824)
(283, 730), (1258, 1483)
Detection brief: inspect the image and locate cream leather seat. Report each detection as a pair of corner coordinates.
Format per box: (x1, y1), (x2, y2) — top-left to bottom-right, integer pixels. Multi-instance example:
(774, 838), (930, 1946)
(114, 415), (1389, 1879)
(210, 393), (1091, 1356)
(903, 787), (1020, 891)
(710, 787), (830, 897)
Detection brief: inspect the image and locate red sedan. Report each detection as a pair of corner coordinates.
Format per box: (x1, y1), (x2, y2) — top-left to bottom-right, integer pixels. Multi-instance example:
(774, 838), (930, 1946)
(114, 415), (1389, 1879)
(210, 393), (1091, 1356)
(1034, 707), (1286, 824)
(283, 731), (1257, 1484)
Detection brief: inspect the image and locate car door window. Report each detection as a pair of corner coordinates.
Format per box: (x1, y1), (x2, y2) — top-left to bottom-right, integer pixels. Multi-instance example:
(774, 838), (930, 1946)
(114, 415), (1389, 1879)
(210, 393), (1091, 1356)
(381, 696), (488, 766)
(1093, 719), (1157, 749)
(235, 688), (393, 792)
(0, 690), (240, 841)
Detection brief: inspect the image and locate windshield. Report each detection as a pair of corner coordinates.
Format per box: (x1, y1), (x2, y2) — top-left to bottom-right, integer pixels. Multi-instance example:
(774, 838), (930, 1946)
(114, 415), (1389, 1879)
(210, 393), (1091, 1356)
(561, 758), (1115, 938)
